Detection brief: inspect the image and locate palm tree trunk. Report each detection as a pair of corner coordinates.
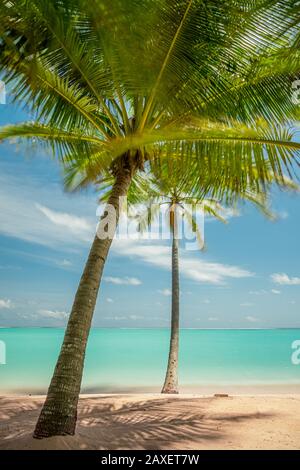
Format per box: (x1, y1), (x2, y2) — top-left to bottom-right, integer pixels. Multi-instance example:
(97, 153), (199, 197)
(161, 212), (180, 394)
(33, 168), (133, 438)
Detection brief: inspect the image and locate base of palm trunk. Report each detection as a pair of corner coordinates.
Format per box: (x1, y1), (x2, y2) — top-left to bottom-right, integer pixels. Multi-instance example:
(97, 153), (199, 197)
(33, 409), (77, 439)
(161, 387), (179, 394)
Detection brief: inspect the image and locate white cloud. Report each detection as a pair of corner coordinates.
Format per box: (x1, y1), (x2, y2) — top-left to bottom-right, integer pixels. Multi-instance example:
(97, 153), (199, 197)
(271, 289), (281, 295)
(103, 276), (142, 286)
(0, 170), (95, 249)
(208, 316), (218, 321)
(113, 240), (254, 285)
(57, 259), (72, 267)
(271, 273), (300, 286)
(106, 297), (114, 303)
(6, 250), (77, 271)
(203, 299), (211, 304)
(240, 302), (254, 307)
(245, 315), (259, 322)
(37, 309), (68, 319)
(0, 299), (12, 309)
(278, 211), (289, 220)
(104, 315), (127, 321)
(158, 288), (172, 296)
(129, 315), (143, 320)
(36, 204), (93, 240)
(249, 290), (267, 295)
(206, 206), (240, 222)
(0, 265), (21, 270)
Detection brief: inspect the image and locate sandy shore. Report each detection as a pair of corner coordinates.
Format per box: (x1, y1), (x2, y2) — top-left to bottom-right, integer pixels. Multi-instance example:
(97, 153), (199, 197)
(1, 394), (300, 450)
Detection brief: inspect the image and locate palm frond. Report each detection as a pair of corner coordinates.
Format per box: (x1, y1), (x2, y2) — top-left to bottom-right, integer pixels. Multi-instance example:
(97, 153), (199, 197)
(1, 0), (300, 202)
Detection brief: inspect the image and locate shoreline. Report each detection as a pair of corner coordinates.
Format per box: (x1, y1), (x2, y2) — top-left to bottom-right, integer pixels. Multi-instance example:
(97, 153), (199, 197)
(1, 394), (300, 450)
(1, 382), (300, 396)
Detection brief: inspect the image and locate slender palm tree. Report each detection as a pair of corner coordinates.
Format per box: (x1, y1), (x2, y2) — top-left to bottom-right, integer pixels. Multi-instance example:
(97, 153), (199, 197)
(0, 0), (300, 437)
(141, 197), (229, 394)
(128, 157), (289, 394)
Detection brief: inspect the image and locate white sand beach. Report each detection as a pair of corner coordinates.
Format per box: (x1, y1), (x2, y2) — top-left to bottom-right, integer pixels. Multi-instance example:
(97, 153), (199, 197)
(1, 394), (300, 450)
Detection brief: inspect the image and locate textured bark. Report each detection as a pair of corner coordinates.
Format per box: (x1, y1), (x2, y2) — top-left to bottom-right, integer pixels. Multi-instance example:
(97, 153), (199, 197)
(162, 210), (180, 394)
(33, 169), (133, 438)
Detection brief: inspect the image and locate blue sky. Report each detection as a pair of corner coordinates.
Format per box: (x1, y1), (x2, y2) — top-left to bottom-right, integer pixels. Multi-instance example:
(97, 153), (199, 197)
(0, 99), (300, 329)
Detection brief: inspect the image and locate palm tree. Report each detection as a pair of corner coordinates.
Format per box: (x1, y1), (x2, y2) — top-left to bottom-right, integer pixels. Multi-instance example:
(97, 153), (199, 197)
(129, 158), (288, 394)
(0, 0), (300, 437)
(140, 197), (229, 395)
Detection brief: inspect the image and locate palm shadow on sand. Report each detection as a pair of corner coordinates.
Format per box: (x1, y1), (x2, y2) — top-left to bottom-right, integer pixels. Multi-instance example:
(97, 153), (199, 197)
(0, 396), (275, 450)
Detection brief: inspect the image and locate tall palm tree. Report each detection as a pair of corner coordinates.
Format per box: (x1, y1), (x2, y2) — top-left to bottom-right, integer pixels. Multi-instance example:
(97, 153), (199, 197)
(139, 196), (230, 395)
(129, 158), (289, 394)
(0, 0), (300, 437)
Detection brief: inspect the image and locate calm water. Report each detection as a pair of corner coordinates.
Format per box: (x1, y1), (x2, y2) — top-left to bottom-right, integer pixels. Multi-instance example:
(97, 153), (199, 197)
(0, 328), (299, 394)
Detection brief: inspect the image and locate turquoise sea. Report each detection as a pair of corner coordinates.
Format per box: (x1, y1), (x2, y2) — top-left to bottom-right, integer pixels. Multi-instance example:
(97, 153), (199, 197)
(0, 328), (299, 394)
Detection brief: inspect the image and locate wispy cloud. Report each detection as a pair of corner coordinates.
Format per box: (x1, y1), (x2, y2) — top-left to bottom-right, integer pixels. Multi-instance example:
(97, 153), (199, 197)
(0, 299), (12, 309)
(271, 289), (281, 295)
(249, 289), (268, 295)
(245, 315), (259, 322)
(240, 302), (254, 307)
(0, 171), (95, 249)
(271, 273), (300, 286)
(57, 259), (72, 267)
(208, 316), (218, 321)
(0, 265), (21, 270)
(106, 297), (114, 303)
(206, 206), (240, 222)
(0, 248), (77, 272)
(103, 276), (142, 286)
(278, 211), (289, 220)
(37, 309), (69, 319)
(113, 240), (254, 285)
(36, 204), (93, 240)
(158, 288), (172, 296)
(103, 315), (127, 321)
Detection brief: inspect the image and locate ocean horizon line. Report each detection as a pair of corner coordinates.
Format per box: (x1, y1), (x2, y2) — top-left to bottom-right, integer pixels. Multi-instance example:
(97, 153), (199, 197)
(1, 326), (300, 330)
